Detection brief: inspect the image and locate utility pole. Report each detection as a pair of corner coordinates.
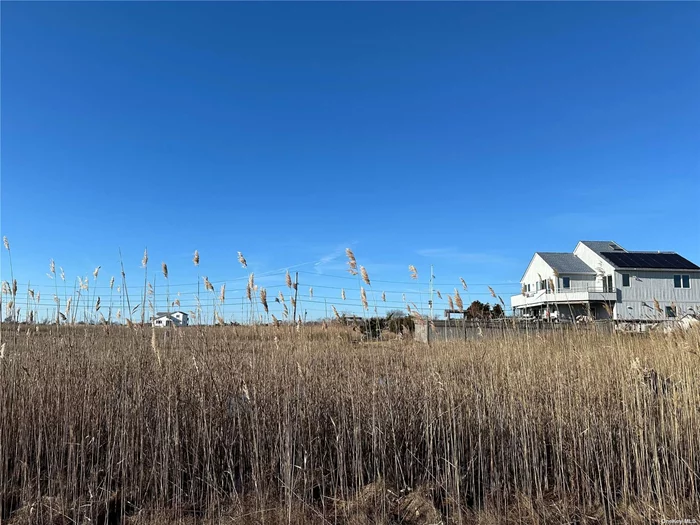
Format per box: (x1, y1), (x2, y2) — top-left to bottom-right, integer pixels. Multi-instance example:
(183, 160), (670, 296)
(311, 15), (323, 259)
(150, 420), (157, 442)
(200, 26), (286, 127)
(428, 264), (434, 345)
(292, 272), (299, 323)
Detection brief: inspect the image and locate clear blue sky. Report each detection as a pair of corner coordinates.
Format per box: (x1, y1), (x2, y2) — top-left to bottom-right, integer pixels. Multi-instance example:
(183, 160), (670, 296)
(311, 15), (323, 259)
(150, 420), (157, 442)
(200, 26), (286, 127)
(2, 2), (699, 321)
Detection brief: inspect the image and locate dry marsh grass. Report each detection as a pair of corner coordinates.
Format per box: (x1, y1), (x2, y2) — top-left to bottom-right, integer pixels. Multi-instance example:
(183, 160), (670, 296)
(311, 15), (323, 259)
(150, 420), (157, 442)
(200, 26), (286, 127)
(1, 324), (699, 524)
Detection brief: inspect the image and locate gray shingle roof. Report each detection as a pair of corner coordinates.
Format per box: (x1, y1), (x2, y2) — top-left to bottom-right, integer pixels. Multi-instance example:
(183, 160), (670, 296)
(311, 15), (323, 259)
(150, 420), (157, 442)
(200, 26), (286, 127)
(579, 240), (626, 255)
(537, 252), (596, 274)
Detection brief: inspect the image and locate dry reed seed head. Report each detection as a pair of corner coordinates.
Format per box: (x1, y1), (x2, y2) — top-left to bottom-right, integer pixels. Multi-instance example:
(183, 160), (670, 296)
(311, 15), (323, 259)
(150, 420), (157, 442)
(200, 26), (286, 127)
(381, 291), (386, 302)
(331, 304), (340, 320)
(109, 276), (115, 289)
(437, 290), (443, 299)
(409, 265), (418, 279)
(309, 287), (313, 298)
(12, 279), (17, 296)
(271, 314), (280, 327)
(248, 272), (254, 290)
(278, 291), (285, 303)
(28, 289), (34, 299)
(291, 297), (296, 309)
(50, 259), (56, 274)
(322, 319), (328, 330)
(341, 288), (346, 300)
(162, 263), (168, 279)
(460, 277), (468, 291)
(0, 342), (5, 359)
(2, 236), (9, 251)
(95, 297), (101, 311)
(454, 289), (463, 310)
(193, 250), (200, 266)
(653, 298), (662, 313)
(126, 318), (133, 327)
(488, 286), (497, 298)
(402, 293), (406, 302)
(142, 249), (149, 268)
(219, 284), (226, 303)
(237, 251), (247, 268)
(53, 295), (60, 304)
(1, 281), (9, 295)
(283, 303), (289, 318)
(360, 266), (371, 286)
(345, 248), (357, 269)
(360, 286), (368, 310)
(246, 284), (252, 302)
(203, 276), (214, 292)
(406, 303), (412, 313)
(59, 312), (67, 321)
(286, 270), (292, 289)
(260, 288), (268, 313)
(499, 295), (505, 307)
(60, 267), (65, 281)
(66, 297), (71, 311)
(93, 266), (101, 280)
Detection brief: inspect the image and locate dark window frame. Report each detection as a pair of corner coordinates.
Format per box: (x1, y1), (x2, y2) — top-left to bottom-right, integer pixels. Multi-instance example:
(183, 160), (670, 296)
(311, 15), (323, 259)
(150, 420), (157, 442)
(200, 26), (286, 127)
(562, 277), (571, 289)
(622, 274), (630, 287)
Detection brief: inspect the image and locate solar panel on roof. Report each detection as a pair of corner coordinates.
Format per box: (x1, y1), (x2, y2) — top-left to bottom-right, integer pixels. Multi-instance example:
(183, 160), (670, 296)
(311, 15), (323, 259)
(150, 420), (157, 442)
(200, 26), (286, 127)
(600, 252), (700, 270)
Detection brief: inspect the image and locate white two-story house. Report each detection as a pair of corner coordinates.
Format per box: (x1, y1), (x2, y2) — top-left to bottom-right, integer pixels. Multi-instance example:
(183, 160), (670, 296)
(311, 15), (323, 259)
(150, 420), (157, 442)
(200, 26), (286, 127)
(511, 241), (700, 321)
(151, 311), (189, 327)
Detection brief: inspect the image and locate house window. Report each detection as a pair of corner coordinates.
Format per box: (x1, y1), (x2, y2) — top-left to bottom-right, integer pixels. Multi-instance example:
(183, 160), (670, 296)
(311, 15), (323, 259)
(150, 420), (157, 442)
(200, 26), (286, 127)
(665, 306), (677, 318)
(674, 275), (690, 289)
(562, 277), (570, 289)
(622, 274), (630, 287)
(603, 275), (613, 292)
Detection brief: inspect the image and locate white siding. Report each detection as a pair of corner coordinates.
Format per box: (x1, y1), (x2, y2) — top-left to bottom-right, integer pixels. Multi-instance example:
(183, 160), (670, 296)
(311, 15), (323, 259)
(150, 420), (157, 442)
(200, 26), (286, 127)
(616, 270), (700, 320)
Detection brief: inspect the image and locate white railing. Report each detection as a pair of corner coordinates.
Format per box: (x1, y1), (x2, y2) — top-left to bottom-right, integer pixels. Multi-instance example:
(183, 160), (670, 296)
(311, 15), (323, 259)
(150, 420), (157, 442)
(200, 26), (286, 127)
(521, 285), (615, 297)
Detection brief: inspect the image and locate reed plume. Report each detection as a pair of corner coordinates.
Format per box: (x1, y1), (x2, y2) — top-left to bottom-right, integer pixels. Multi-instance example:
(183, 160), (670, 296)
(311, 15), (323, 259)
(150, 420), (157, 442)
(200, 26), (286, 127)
(454, 289), (463, 310)
(286, 270), (292, 289)
(360, 266), (370, 286)
(381, 291), (386, 302)
(309, 287), (313, 298)
(341, 289), (346, 300)
(162, 263), (168, 279)
(331, 304), (340, 320)
(360, 287), (368, 310)
(460, 277), (468, 291)
(203, 276), (214, 292)
(237, 251), (247, 268)
(260, 288), (268, 313)
(219, 284), (226, 304)
(488, 286), (496, 298)
(346, 248), (358, 275)
(193, 250), (199, 266)
(408, 265), (418, 280)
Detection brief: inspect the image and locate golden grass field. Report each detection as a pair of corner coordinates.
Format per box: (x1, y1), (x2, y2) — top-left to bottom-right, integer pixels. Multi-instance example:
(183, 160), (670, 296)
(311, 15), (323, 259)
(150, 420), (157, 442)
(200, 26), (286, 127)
(1, 323), (699, 524)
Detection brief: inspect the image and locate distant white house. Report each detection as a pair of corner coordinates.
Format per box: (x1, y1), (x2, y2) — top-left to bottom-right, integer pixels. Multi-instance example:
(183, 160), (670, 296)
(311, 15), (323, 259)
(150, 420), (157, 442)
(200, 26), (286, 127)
(511, 241), (700, 321)
(151, 311), (189, 327)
